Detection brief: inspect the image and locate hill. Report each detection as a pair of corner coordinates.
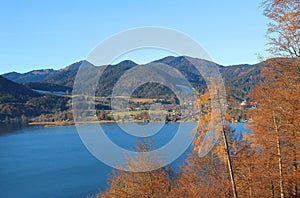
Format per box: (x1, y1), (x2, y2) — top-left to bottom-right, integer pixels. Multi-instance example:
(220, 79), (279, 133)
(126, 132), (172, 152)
(0, 56), (265, 122)
(3, 56), (262, 101)
(43, 60), (95, 87)
(0, 75), (40, 102)
(3, 69), (56, 83)
(0, 76), (69, 121)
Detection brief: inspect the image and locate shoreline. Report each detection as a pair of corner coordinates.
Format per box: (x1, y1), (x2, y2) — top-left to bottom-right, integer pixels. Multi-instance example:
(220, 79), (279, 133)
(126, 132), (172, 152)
(28, 119), (197, 127)
(28, 120), (116, 126)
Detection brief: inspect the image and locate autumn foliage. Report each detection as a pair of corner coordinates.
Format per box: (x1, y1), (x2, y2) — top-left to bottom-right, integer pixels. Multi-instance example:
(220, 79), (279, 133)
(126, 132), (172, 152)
(96, 0), (299, 197)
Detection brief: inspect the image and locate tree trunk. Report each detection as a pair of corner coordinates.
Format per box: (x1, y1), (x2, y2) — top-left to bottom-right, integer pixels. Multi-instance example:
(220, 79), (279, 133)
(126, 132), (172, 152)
(272, 111), (284, 198)
(217, 90), (238, 198)
(248, 166), (252, 198)
(292, 137), (297, 196)
(271, 182), (275, 197)
(217, 90), (237, 198)
(221, 127), (238, 198)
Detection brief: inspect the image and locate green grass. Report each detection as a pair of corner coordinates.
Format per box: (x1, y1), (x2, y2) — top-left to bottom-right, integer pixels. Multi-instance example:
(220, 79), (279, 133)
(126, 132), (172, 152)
(114, 96), (159, 103)
(129, 98), (157, 103)
(110, 110), (167, 118)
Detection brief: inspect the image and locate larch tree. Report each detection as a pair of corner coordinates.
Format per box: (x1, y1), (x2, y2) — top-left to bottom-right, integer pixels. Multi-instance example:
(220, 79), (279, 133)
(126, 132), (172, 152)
(263, 0), (300, 59)
(96, 139), (176, 198)
(249, 0), (300, 197)
(185, 83), (239, 197)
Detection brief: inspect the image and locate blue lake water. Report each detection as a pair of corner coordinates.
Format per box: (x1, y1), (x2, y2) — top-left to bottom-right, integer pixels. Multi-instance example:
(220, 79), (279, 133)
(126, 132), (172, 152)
(0, 122), (250, 198)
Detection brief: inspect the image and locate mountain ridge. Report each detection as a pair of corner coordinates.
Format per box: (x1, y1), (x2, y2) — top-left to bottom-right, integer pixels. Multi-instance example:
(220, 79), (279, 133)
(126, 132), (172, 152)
(3, 69), (56, 83)
(0, 56), (264, 122)
(3, 56), (260, 83)
(2, 56), (263, 100)
(0, 75), (40, 100)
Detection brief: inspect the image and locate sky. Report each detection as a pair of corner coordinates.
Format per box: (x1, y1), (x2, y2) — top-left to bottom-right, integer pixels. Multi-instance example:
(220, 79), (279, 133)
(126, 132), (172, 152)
(0, 0), (269, 74)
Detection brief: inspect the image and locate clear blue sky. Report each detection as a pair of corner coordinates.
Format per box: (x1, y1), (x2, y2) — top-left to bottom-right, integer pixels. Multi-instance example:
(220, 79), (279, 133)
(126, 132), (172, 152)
(0, 0), (269, 74)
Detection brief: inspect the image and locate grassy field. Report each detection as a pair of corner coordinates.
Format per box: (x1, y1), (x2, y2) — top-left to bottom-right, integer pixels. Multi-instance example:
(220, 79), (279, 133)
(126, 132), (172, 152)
(114, 96), (159, 103)
(110, 110), (167, 118)
(71, 95), (160, 103)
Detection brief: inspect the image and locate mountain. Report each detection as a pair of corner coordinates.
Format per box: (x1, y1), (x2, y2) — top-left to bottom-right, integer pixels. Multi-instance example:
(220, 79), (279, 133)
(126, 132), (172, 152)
(3, 69), (56, 83)
(0, 75), (40, 102)
(43, 60), (95, 87)
(2, 60), (95, 91)
(2, 56), (262, 101)
(221, 63), (262, 99)
(25, 60), (138, 95)
(0, 56), (265, 122)
(0, 76), (68, 120)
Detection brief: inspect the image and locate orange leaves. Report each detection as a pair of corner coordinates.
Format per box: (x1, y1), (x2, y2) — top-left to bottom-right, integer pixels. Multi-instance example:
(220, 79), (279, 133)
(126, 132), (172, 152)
(262, 0), (300, 58)
(97, 140), (174, 198)
(249, 56), (300, 197)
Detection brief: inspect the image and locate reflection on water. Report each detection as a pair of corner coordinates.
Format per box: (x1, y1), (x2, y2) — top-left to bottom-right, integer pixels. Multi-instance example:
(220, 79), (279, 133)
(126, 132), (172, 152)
(0, 122), (30, 134)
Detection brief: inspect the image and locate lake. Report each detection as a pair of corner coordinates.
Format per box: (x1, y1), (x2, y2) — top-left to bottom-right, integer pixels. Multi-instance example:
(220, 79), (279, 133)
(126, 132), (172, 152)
(0, 122), (250, 198)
